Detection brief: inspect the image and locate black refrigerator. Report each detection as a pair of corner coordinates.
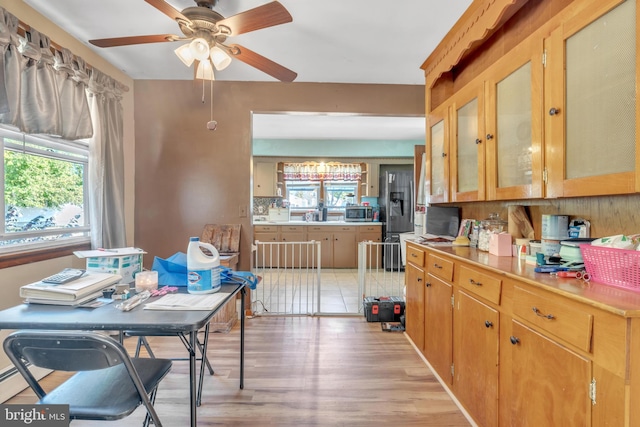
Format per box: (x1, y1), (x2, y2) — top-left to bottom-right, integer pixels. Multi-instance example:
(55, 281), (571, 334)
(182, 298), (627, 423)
(379, 170), (414, 271)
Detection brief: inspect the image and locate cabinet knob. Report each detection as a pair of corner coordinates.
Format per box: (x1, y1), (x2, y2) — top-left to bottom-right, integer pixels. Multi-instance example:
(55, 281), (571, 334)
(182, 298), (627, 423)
(441, 152), (447, 158)
(426, 282), (431, 287)
(475, 138), (482, 144)
(433, 263), (443, 269)
(485, 320), (493, 328)
(510, 336), (520, 345)
(486, 134), (494, 140)
(417, 277), (422, 282)
(549, 107), (560, 116)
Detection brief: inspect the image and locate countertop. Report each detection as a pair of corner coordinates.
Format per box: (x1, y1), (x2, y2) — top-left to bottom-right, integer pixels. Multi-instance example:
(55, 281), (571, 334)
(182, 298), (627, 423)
(407, 239), (640, 317)
(253, 221), (383, 226)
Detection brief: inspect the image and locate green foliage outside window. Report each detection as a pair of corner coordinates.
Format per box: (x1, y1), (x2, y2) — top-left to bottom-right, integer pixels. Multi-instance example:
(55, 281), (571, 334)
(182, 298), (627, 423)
(4, 150), (83, 209)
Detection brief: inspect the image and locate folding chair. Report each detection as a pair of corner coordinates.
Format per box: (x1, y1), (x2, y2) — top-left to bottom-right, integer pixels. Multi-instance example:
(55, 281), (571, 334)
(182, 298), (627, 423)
(127, 324), (213, 406)
(3, 330), (172, 427)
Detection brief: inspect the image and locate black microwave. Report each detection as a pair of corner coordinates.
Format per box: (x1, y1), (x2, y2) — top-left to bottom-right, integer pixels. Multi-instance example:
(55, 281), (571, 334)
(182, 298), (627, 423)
(345, 206), (373, 222)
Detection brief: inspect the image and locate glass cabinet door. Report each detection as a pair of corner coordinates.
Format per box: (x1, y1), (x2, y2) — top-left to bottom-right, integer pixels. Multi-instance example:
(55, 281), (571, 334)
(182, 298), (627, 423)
(486, 37), (544, 200)
(546, 0), (637, 197)
(426, 106), (450, 203)
(451, 84), (485, 201)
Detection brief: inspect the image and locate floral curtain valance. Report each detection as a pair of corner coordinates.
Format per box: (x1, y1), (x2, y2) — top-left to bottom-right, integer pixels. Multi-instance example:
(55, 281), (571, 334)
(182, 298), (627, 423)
(283, 162), (362, 181)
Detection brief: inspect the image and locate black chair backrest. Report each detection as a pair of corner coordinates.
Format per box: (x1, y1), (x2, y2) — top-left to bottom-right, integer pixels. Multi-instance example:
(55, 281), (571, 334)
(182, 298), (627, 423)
(4, 330), (126, 372)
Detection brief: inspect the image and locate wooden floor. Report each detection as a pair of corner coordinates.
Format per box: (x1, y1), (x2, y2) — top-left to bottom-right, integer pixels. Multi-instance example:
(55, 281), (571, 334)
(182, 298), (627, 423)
(6, 316), (471, 426)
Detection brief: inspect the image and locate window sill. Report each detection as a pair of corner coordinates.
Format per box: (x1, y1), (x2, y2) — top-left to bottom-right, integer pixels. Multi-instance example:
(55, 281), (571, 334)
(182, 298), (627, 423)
(0, 242), (91, 269)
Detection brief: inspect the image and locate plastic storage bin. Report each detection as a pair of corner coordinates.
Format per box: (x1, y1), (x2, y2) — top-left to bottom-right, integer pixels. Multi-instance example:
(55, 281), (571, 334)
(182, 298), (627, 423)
(580, 244), (640, 292)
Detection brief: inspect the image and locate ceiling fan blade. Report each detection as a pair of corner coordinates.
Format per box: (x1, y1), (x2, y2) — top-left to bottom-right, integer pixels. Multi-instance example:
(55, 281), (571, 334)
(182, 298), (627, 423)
(89, 34), (179, 48)
(144, 0), (191, 23)
(216, 1), (292, 36)
(229, 44), (297, 82)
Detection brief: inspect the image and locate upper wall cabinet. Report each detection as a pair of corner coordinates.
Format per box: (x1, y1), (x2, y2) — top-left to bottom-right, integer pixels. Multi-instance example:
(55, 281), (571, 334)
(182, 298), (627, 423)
(485, 37), (544, 200)
(545, 0), (638, 197)
(451, 83), (485, 202)
(426, 104), (450, 204)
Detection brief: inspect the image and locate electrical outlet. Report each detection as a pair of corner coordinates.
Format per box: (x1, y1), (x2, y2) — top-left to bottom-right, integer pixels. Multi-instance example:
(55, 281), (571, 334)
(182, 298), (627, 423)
(239, 205), (247, 218)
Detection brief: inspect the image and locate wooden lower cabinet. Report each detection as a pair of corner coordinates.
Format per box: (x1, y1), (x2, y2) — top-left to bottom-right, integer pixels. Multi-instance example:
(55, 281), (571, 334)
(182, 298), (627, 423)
(453, 290), (499, 427)
(404, 241), (633, 426)
(424, 273), (453, 385)
(509, 320), (590, 426)
(307, 231), (333, 267)
(405, 262), (425, 351)
(332, 227), (357, 268)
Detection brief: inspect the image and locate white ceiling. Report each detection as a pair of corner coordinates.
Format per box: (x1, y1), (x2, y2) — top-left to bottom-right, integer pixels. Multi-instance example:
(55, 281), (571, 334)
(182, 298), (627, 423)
(23, 0), (471, 140)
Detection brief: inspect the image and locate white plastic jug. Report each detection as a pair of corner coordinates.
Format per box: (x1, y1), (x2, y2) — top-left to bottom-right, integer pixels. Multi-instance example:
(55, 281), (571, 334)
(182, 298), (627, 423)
(187, 237), (221, 294)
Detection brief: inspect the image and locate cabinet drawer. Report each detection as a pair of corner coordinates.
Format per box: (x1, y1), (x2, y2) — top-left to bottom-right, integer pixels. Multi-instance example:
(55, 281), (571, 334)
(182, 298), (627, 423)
(406, 245), (425, 267)
(280, 225), (304, 232)
(513, 286), (593, 353)
(427, 253), (454, 282)
(255, 225), (278, 232)
(359, 225), (381, 233)
(458, 265), (502, 305)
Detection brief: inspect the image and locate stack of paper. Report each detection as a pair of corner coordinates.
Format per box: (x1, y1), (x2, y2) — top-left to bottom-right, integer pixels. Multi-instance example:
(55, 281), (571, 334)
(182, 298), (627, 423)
(144, 292), (230, 311)
(20, 272), (122, 305)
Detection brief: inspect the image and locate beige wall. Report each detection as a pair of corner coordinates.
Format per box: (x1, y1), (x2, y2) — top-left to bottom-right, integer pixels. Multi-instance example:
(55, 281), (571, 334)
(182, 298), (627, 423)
(134, 80), (425, 270)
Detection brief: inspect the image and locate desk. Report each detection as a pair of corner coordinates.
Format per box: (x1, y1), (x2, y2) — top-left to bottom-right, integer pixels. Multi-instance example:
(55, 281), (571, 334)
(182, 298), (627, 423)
(0, 282), (246, 427)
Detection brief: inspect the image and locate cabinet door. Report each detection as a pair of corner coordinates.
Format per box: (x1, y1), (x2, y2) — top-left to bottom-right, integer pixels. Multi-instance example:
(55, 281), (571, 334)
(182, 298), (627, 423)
(546, 0), (637, 197)
(365, 163), (379, 197)
(510, 320), (591, 426)
(254, 232), (279, 267)
(405, 263), (425, 351)
(254, 162), (276, 196)
(426, 105), (450, 203)
(358, 227), (382, 268)
(453, 290), (499, 427)
(451, 84), (485, 201)
(307, 232), (333, 268)
(485, 37), (544, 200)
(333, 230), (357, 268)
(424, 274), (453, 384)
(280, 231), (307, 268)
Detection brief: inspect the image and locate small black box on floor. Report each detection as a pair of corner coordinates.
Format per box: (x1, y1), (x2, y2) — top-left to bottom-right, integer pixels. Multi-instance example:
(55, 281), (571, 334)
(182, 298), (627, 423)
(363, 296), (405, 322)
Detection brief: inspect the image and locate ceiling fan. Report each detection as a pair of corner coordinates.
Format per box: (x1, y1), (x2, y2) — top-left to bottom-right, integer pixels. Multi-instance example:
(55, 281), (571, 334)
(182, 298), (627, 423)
(88, 0), (297, 82)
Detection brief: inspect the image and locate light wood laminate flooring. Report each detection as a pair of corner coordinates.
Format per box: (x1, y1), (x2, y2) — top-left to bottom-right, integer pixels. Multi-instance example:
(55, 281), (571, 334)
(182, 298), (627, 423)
(6, 316), (470, 426)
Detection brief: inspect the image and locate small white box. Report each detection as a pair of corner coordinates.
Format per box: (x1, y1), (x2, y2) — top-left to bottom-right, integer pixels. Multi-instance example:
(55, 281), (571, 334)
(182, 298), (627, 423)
(74, 247), (146, 284)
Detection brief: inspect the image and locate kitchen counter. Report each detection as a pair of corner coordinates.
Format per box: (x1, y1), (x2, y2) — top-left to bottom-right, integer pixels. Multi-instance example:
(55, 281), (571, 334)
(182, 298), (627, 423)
(253, 220), (383, 226)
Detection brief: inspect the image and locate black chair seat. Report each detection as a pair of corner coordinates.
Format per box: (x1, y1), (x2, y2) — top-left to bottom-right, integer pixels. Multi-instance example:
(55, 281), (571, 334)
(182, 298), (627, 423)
(40, 358), (171, 420)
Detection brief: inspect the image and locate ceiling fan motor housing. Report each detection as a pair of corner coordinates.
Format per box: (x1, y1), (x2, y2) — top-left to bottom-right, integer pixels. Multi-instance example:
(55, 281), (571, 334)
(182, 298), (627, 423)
(180, 7), (228, 44)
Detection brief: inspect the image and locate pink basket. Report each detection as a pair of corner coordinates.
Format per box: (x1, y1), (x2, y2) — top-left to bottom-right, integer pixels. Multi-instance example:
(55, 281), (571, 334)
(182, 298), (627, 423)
(580, 244), (640, 292)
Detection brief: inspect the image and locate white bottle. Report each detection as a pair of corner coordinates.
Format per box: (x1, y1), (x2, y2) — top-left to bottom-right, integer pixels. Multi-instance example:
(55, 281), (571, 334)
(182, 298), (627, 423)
(186, 237), (221, 294)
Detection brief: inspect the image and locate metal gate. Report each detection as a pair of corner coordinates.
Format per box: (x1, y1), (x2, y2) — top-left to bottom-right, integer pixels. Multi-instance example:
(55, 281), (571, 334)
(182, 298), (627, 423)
(358, 240), (405, 314)
(252, 241), (321, 315)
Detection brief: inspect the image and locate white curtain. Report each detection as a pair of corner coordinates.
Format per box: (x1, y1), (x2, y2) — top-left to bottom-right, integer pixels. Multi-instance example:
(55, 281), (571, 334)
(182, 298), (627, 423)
(87, 69), (126, 249)
(0, 7), (126, 248)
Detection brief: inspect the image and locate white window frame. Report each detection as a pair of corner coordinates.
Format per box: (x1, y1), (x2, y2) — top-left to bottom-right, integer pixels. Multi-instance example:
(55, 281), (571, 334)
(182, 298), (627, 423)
(0, 126), (91, 254)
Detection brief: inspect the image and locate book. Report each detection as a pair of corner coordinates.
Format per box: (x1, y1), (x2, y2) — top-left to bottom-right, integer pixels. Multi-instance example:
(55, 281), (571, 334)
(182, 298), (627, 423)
(25, 290), (105, 306)
(20, 272), (122, 302)
(144, 292), (230, 311)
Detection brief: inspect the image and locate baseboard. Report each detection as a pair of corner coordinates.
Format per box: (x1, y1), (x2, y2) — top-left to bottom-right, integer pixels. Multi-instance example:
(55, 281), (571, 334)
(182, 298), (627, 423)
(403, 332), (478, 427)
(0, 366), (51, 403)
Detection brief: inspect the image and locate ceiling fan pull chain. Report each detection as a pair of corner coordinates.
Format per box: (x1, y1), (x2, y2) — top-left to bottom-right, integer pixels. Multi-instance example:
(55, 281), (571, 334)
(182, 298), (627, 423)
(201, 78), (206, 103)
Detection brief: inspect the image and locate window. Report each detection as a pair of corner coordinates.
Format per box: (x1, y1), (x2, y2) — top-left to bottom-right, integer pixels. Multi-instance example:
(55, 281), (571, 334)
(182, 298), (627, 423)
(286, 182), (320, 209)
(324, 182), (358, 208)
(0, 126), (90, 253)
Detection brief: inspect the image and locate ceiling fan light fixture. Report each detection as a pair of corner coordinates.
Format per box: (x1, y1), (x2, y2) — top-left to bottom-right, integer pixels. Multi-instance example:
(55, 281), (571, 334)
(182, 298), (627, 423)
(196, 59), (215, 81)
(189, 38), (210, 61)
(210, 46), (232, 71)
(174, 43), (195, 67)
